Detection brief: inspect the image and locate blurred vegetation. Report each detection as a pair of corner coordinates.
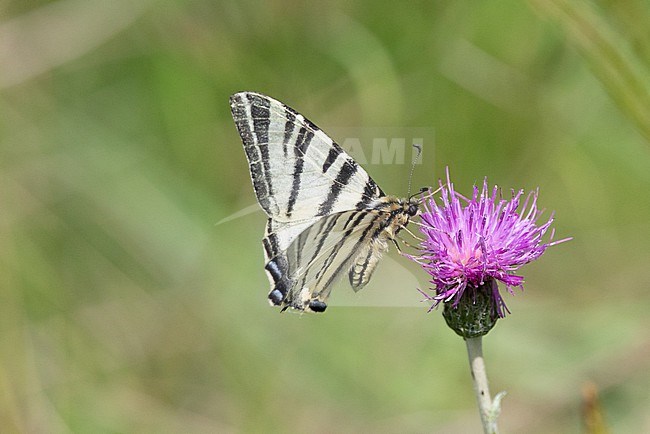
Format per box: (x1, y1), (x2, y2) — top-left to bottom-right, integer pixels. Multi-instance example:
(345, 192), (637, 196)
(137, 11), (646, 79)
(1, 0), (649, 432)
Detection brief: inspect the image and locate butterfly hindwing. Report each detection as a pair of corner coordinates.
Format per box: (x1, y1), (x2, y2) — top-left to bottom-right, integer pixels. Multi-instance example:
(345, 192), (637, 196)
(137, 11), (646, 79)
(348, 241), (385, 291)
(265, 210), (387, 311)
(263, 197), (416, 312)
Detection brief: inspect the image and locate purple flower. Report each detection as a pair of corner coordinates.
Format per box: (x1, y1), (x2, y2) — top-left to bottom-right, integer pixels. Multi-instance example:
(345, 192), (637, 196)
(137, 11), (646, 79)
(411, 171), (570, 318)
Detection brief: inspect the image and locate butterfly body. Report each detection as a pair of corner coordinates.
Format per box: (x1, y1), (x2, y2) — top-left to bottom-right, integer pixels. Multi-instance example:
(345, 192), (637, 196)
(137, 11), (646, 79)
(230, 92), (418, 313)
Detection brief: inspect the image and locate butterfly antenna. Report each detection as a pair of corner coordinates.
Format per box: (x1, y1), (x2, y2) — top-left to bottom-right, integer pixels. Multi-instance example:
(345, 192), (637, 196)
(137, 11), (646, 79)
(407, 143), (422, 197)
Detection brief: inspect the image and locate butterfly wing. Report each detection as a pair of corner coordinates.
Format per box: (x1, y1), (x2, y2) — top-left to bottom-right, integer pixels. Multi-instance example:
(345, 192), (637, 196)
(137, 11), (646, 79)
(230, 91), (384, 228)
(348, 241), (386, 291)
(265, 209), (393, 312)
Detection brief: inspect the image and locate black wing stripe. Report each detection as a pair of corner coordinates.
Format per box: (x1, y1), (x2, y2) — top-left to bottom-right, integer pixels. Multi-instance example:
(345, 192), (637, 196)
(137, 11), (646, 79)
(342, 210), (362, 230)
(317, 160), (359, 216)
(262, 237), (274, 259)
(294, 213), (350, 293)
(295, 215), (331, 268)
(282, 107), (296, 158)
(286, 127), (314, 218)
(322, 146), (340, 173)
(351, 246), (376, 287)
(294, 227), (309, 268)
(314, 212), (373, 283)
(262, 219), (279, 260)
(356, 179), (384, 209)
(304, 213), (346, 270)
(248, 94), (275, 206)
(231, 94), (272, 213)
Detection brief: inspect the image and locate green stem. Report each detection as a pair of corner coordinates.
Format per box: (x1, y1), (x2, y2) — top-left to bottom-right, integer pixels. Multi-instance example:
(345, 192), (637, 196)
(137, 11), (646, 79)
(465, 336), (499, 434)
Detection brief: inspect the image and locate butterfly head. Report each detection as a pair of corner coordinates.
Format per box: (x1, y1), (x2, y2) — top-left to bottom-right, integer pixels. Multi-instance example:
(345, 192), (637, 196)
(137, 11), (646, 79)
(395, 196), (419, 218)
(406, 198), (419, 217)
(404, 186), (432, 217)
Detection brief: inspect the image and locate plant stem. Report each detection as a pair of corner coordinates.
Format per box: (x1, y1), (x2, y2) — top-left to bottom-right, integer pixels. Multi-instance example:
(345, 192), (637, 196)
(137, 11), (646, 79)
(465, 336), (498, 434)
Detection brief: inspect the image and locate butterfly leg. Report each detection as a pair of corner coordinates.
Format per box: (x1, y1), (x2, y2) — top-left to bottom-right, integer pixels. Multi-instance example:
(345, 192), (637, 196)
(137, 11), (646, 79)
(401, 225), (424, 242)
(395, 235), (424, 251)
(391, 238), (404, 254)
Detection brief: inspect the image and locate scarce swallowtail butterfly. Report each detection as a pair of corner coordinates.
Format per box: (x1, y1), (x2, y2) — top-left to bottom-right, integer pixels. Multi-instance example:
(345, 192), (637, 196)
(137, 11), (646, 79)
(230, 92), (419, 313)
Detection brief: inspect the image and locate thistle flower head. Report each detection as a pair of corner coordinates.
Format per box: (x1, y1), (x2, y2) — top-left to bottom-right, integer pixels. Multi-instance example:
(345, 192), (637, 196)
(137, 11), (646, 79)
(412, 170), (569, 319)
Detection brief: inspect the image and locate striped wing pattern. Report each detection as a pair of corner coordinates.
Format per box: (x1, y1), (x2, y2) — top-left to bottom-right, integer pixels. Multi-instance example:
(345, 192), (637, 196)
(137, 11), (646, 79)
(230, 91), (416, 312)
(269, 209), (394, 311)
(230, 92), (384, 224)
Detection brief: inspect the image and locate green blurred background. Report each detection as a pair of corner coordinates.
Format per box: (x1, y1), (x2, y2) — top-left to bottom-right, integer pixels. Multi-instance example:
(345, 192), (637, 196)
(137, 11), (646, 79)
(1, 0), (649, 432)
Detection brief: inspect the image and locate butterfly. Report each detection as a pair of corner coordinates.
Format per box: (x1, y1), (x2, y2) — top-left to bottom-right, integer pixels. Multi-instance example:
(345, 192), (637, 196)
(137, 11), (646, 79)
(230, 91), (419, 313)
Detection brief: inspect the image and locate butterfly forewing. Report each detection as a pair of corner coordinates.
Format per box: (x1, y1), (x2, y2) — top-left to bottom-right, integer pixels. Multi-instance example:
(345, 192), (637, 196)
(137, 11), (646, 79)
(230, 91), (417, 312)
(230, 92), (383, 224)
